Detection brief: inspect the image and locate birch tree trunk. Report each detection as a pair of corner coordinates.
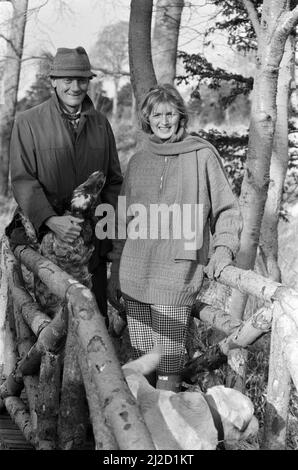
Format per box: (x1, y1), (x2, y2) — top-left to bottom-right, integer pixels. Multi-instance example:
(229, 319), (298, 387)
(288, 26), (298, 174)
(0, 0), (28, 196)
(259, 37), (293, 282)
(262, 304), (291, 449)
(129, 0), (157, 108)
(152, 0), (184, 84)
(229, 0), (298, 319)
(111, 77), (119, 123)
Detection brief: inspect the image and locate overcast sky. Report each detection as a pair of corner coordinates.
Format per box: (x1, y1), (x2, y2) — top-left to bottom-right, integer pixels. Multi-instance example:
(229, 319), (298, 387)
(0, 0), (252, 98)
(25, 0), (131, 52)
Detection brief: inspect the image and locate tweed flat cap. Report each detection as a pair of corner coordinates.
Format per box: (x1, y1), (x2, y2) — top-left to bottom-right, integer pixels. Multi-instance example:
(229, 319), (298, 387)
(50, 46), (96, 78)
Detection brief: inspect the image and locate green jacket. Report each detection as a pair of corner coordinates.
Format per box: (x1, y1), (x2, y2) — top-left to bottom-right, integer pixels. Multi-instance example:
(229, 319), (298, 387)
(9, 92), (123, 263)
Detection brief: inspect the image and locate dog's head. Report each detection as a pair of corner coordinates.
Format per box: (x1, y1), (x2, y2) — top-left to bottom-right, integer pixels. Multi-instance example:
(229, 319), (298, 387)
(71, 170), (106, 216)
(205, 385), (259, 445)
(123, 347), (258, 450)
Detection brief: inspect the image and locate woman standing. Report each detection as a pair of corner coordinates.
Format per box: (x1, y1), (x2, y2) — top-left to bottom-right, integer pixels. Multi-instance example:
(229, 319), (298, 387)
(108, 84), (242, 392)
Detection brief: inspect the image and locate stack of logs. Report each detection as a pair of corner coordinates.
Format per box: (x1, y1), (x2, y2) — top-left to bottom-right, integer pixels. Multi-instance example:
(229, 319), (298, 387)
(0, 234), (298, 450)
(0, 236), (154, 450)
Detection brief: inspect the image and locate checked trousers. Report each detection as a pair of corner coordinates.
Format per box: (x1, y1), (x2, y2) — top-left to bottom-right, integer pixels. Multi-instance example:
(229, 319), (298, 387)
(125, 299), (192, 375)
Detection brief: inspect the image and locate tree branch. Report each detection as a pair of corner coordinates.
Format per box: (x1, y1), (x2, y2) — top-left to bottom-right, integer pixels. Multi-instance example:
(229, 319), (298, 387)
(91, 66), (130, 77)
(0, 33), (19, 57)
(277, 5), (298, 37)
(241, 0), (260, 37)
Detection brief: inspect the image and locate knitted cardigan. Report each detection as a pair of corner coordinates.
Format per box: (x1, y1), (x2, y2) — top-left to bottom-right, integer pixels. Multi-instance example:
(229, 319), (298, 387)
(110, 134), (242, 306)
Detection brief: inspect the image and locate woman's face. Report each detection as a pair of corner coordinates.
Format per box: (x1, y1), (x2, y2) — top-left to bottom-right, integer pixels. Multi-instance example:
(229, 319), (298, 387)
(149, 102), (180, 140)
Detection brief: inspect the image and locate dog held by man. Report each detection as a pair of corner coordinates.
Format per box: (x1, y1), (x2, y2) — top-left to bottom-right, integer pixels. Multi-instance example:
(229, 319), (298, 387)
(122, 346), (259, 450)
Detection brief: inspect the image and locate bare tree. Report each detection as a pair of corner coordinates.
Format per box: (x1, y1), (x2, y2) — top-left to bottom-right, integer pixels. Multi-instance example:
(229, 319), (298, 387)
(0, 0), (28, 197)
(129, 0), (157, 108)
(288, 26), (298, 194)
(229, 0), (298, 319)
(0, 0), (74, 197)
(259, 36), (294, 283)
(152, 0), (184, 84)
(90, 21), (129, 122)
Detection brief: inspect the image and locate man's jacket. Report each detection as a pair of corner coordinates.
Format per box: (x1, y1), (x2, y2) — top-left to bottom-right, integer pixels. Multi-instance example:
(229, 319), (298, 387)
(9, 92), (123, 264)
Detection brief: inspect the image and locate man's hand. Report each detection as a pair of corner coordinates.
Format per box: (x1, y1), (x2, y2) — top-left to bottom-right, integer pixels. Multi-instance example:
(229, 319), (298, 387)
(204, 246), (233, 280)
(45, 215), (83, 242)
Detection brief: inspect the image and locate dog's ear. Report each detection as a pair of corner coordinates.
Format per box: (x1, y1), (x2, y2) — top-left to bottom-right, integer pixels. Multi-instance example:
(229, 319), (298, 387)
(122, 346), (163, 402)
(206, 385), (258, 441)
(240, 415), (259, 440)
(122, 345), (163, 376)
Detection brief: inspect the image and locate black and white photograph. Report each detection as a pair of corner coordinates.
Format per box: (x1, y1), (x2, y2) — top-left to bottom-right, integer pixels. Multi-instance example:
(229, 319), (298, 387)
(0, 0), (297, 457)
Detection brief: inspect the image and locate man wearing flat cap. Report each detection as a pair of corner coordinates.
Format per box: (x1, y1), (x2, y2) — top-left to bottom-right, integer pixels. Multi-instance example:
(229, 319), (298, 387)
(6, 46), (123, 323)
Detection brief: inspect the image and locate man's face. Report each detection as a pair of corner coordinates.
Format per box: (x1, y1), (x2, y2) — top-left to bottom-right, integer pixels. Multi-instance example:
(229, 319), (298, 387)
(51, 77), (89, 112)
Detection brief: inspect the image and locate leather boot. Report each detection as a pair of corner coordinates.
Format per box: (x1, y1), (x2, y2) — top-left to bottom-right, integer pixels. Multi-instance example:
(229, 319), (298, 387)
(156, 374), (182, 393)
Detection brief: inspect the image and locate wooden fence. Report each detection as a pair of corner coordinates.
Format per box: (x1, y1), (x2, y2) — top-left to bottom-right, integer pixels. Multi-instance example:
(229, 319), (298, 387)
(0, 234), (298, 450)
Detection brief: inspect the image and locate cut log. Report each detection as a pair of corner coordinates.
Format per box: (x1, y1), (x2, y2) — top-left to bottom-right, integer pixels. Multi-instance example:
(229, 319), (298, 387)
(0, 282), (35, 400)
(11, 295), (39, 444)
(218, 265), (281, 302)
(182, 305), (273, 383)
(4, 396), (35, 446)
(218, 305), (272, 354)
(1, 250), (39, 441)
(37, 305), (67, 352)
(0, 370), (23, 398)
(223, 305), (272, 393)
(23, 375), (39, 433)
(36, 352), (61, 450)
(14, 245), (155, 450)
(69, 287), (156, 450)
(0, 238), (8, 378)
(2, 244), (66, 377)
(192, 301), (243, 335)
(14, 295), (51, 337)
(12, 295), (36, 362)
(16, 306), (67, 377)
(14, 245), (82, 300)
(2, 296), (18, 379)
(218, 266), (298, 330)
(4, 245), (51, 335)
(78, 346), (118, 450)
(57, 316), (88, 450)
(0, 237), (17, 379)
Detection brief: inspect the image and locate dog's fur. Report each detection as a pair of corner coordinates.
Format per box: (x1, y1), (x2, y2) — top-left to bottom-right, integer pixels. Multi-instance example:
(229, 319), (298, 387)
(123, 347), (259, 450)
(20, 171), (106, 316)
(18, 170), (125, 332)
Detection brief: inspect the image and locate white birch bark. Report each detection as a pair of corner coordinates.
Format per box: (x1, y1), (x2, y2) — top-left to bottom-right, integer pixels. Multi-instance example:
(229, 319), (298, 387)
(152, 0), (184, 84)
(0, 0), (28, 196)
